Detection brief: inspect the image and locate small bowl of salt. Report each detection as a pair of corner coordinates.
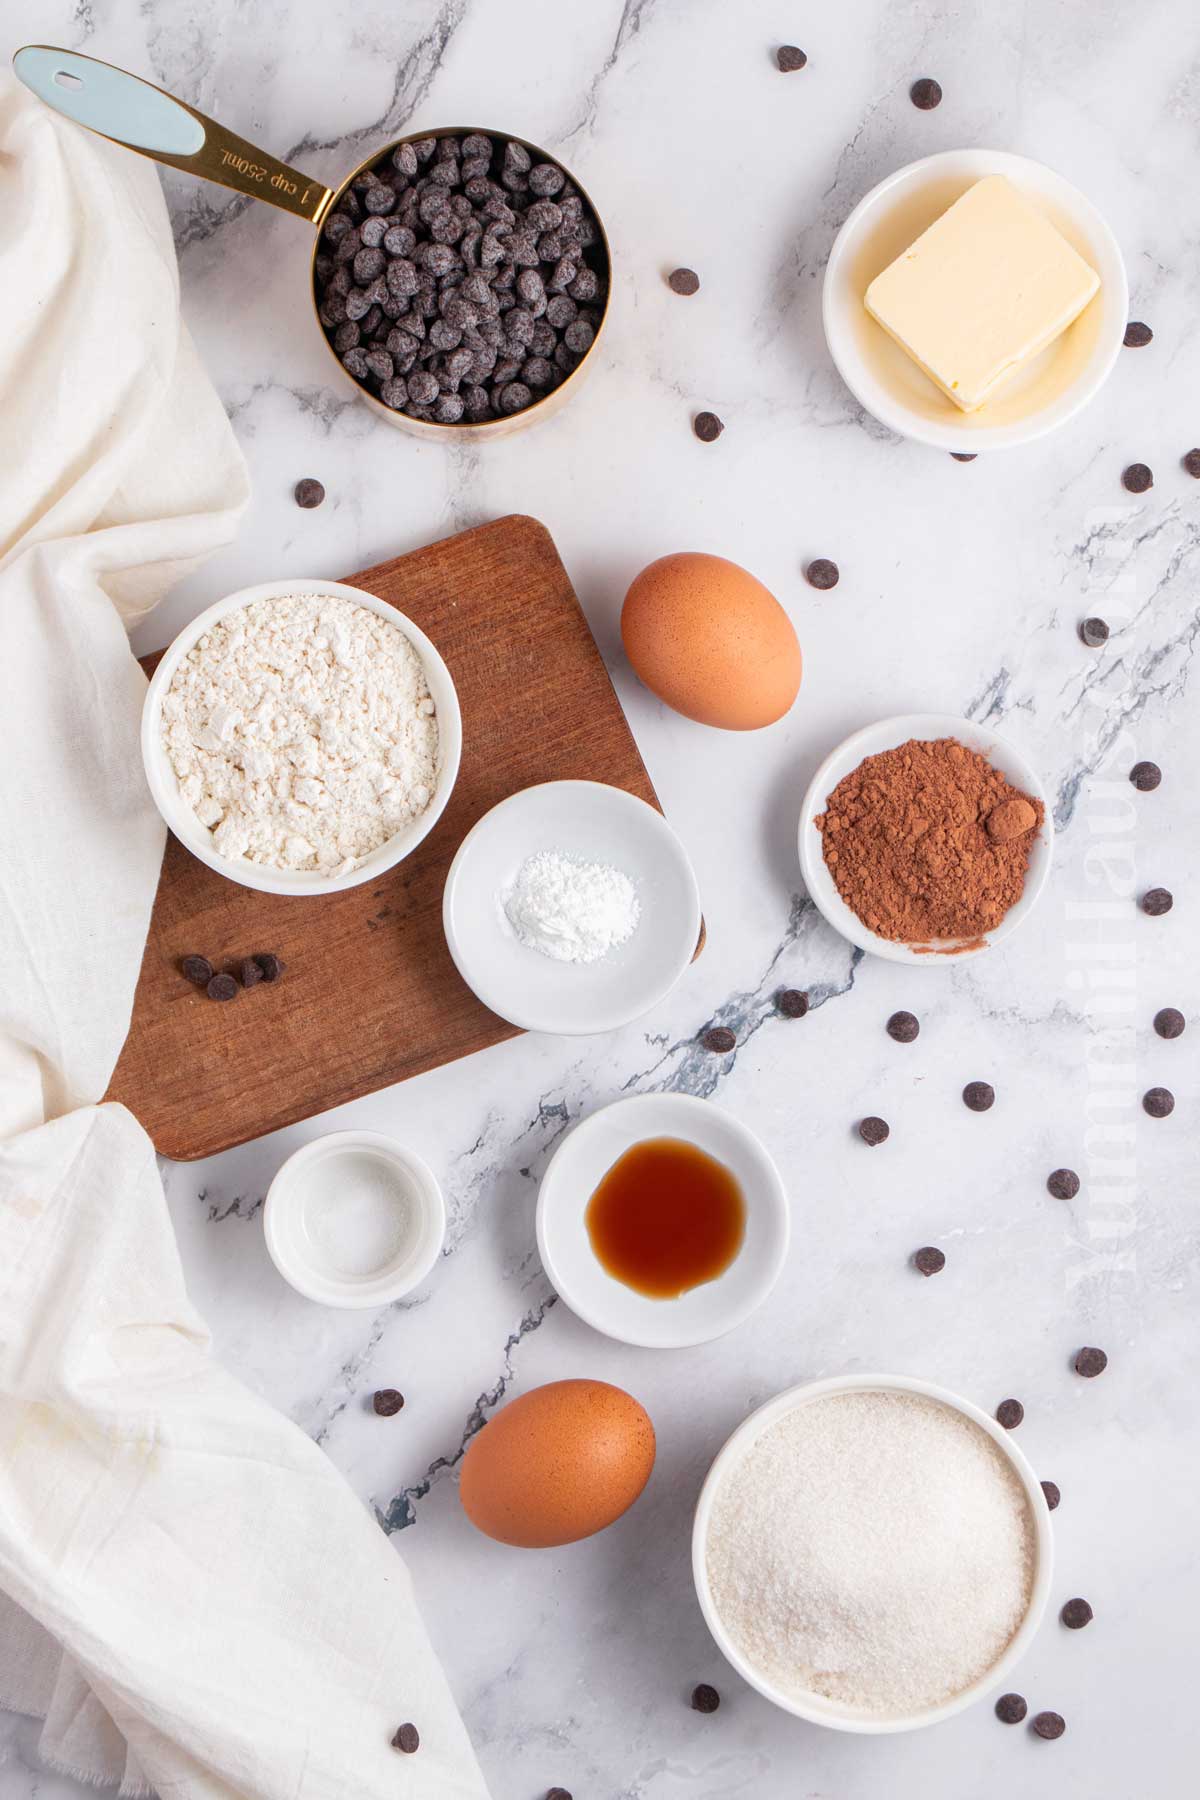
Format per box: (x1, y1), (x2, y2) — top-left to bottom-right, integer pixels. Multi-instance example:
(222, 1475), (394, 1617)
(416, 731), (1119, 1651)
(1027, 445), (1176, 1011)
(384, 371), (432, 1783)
(264, 1130), (445, 1307)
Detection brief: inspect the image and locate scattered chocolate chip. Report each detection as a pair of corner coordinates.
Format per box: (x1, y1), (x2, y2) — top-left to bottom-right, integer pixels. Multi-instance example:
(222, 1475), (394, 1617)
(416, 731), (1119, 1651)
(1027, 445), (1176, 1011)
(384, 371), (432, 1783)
(1032, 1711), (1066, 1740)
(995, 1693), (1027, 1724)
(886, 1010), (920, 1043)
(1041, 1479), (1061, 1511)
(703, 1026), (736, 1053)
(776, 46), (807, 72)
(805, 558), (840, 590)
(181, 954), (214, 986)
(1061, 1597), (1093, 1630)
(962, 1080), (995, 1112)
(777, 988), (809, 1018)
(1184, 448), (1200, 479)
(1123, 321), (1153, 348)
(910, 76), (943, 109)
(913, 1245), (946, 1277)
(1129, 760), (1161, 791)
(1075, 1346), (1107, 1378)
(1079, 616), (1109, 647)
(1140, 887), (1173, 916)
(256, 953), (285, 981)
(391, 1723), (420, 1754)
(206, 972), (238, 1002)
(1154, 1007), (1186, 1039)
(240, 957), (263, 989)
(1047, 1168), (1080, 1200)
(1122, 462), (1153, 494)
(1143, 1086), (1175, 1118)
(293, 478), (325, 509)
(858, 1116), (890, 1146)
(693, 410), (724, 442)
(546, 1790), (573, 1800)
(690, 1683), (720, 1713)
(996, 1398), (1024, 1430)
(668, 267), (700, 295)
(949, 452), (977, 461)
(373, 1388), (405, 1417)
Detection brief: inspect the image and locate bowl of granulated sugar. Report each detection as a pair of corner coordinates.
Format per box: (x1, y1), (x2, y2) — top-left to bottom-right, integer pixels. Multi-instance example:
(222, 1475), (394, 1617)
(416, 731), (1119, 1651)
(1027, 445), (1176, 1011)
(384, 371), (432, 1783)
(693, 1374), (1053, 1732)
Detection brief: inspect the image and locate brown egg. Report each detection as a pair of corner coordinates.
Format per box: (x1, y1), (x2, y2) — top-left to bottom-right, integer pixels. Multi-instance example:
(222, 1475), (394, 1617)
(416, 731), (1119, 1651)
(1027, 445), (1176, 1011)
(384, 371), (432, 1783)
(459, 1378), (655, 1548)
(621, 552), (802, 730)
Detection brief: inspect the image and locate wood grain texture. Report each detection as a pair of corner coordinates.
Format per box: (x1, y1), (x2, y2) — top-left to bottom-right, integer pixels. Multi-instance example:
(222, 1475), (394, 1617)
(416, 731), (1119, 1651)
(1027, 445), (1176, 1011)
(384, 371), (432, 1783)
(106, 515), (687, 1161)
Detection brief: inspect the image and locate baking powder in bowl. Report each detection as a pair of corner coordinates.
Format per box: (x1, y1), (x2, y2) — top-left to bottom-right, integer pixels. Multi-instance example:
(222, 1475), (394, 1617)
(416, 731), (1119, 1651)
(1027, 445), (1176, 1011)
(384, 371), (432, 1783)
(503, 849), (640, 963)
(705, 1391), (1035, 1715)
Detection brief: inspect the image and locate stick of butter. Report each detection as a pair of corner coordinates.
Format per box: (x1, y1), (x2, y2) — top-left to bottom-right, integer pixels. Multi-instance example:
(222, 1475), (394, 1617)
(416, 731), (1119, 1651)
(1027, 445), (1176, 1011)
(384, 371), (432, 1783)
(864, 175), (1101, 412)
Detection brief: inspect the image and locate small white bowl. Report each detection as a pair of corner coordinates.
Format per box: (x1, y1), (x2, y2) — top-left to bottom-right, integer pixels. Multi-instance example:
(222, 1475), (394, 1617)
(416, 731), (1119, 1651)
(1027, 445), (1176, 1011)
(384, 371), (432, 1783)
(442, 780), (701, 1035)
(264, 1129), (445, 1308)
(142, 578), (462, 897)
(536, 1093), (789, 1348)
(692, 1373), (1054, 1733)
(798, 713), (1053, 964)
(822, 149), (1127, 451)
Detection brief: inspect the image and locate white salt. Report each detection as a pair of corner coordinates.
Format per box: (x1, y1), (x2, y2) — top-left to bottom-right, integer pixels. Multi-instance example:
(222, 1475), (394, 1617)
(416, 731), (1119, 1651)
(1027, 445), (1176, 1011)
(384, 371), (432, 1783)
(297, 1149), (417, 1279)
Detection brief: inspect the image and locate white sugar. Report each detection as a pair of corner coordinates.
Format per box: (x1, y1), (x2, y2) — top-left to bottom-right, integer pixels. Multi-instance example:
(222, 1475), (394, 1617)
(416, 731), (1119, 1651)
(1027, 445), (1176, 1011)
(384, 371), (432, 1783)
(706, 1391), (1035, 1715)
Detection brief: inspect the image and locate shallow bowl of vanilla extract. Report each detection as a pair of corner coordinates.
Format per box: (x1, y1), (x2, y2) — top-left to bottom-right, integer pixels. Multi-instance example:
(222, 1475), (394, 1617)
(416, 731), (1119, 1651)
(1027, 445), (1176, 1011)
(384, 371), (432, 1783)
(536, 1093), (790, 1349)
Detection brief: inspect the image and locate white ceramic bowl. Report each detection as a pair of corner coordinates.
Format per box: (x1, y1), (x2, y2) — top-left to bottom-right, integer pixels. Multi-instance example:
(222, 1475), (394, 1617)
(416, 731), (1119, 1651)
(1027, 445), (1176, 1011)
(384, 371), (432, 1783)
(442, 780), (702, 1035)
(822, 149), (1128, 451)
(264, 1129), (445, 1307)
(142, 577), (462, 896)
(536, 1093), (789, 1348)
(692, 1372), (1055, 1733)
(798, 713), (1053, 964)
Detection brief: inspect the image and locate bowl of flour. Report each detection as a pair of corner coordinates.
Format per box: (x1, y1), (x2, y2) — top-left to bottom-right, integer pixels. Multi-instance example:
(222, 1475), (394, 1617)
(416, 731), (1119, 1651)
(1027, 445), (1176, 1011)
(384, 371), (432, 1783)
(143, 579), (461, 895)
(693, 1374), (1054, 1732)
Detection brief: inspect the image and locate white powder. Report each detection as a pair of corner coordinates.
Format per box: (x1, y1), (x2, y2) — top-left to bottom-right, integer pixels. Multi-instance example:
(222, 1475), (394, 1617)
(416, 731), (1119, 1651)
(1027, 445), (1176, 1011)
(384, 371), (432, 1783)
(297, 1150), (418, 1280)
(503, 849), (640, 964)
(706, 1391), (1035, 1715)
(161, 593), (439, 875)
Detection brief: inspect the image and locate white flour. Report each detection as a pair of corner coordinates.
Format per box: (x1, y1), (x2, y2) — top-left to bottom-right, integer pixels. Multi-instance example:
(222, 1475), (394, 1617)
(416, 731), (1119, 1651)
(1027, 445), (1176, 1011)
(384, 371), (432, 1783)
(705, 1391), (1035, 1715)
(161, 593), (439, 875)
(503, 849), (640, 963)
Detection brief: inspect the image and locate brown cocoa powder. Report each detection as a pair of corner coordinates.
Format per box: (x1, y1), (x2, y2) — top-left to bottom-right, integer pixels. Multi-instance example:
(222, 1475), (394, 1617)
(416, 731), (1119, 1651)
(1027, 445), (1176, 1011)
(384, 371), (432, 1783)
(815, 737), (1044, 946)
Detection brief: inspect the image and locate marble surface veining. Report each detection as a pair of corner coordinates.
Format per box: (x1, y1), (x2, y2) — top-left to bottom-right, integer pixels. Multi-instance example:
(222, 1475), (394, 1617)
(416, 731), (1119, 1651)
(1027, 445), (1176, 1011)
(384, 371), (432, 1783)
(3, 2), (1198, 1796)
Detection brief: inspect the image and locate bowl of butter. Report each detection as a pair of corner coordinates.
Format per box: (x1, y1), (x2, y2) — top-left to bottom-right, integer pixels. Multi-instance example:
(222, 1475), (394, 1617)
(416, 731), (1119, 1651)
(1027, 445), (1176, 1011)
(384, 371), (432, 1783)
(822, 149), (1127, 452)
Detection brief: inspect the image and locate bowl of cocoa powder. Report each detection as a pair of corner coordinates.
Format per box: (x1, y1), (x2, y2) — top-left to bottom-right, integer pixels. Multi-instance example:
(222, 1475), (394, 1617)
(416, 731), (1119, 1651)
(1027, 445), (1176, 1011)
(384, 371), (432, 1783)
(798, 715), (1052, 962)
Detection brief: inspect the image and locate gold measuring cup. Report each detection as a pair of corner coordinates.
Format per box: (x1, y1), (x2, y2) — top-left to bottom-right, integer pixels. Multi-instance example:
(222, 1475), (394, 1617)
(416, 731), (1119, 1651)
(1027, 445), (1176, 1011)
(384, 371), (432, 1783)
(13, 44), (612, 439)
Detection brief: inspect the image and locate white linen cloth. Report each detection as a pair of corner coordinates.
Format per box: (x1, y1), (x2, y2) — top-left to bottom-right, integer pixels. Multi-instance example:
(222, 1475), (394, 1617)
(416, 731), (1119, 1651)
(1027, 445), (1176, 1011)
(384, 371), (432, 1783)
(0, 78), (489, 1800)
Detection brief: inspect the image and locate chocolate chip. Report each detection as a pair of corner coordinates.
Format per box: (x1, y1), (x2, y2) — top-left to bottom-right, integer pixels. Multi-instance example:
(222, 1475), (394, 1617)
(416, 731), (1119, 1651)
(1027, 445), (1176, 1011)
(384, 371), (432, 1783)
(690, 1683), (720, 1713)
(546, 1790), (573, 1800)
(1122, 462), (1153, 493)
(1143, 1086), (1175, 1118)
(950, 452), (977, 461)
(995, 1693), (1027, 1724)
(1061, 1597), (1093, 1630)
(693, 410), (724, 442)
(913, 1245), (945, 1276)
(181, 954), (213, 986)
(703, 1026), (736, 1054)
(373, 1388), (405, 1417)
(1079, 616), (1109, 647)
(962, 1080), (995, 1112)
(776, 46), (807, 72)
(996, 1398), (1024, 1430)
(1184, 448), (1200, 478)
(1041, 1479), (1061, 1511)
(1140, 886), (1173, 916)
(777, 988), (809, 1018)
(391, 1723), (420, 1754)
(294, 478), (325, 509)
(1130, 760), (1162, 791)
(1075, 1346), (1107, 1378)
(1154, 1007), (1186, 1039)
(206, 972), (238, 1002)
(668, 267), (700, 295)
(1032, 1711), (1066, 1740)
(1123, 320), (1153, 347)
(858, 1116), (890, 1146)
(256, 954), (285, 982)
(240, 957), (263, 989)
(805, 558), (840, 590)
(1047, 1168), (1080, 1200)
(910, 76), (943, 109)
(886, 1010), (920, 1043)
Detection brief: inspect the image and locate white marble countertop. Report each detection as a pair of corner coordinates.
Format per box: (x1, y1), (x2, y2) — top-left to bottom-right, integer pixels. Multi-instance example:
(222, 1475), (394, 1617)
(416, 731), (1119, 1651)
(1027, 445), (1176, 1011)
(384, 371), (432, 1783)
(4, 2), (1197, 1796)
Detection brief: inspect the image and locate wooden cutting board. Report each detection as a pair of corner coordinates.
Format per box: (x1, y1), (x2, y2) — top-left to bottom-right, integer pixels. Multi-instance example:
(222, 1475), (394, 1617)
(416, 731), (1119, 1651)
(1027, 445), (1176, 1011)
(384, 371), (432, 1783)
(106, 515), (694, 1161)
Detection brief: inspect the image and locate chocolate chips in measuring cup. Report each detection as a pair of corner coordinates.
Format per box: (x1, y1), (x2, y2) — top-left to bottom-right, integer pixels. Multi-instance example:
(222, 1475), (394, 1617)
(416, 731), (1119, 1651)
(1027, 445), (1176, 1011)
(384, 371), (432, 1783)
(314, 133), (607, 424)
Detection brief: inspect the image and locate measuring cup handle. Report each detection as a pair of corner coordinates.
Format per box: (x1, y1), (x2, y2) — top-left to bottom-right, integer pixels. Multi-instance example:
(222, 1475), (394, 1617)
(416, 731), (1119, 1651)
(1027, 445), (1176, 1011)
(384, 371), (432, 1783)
(13, 46), (334, 227)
